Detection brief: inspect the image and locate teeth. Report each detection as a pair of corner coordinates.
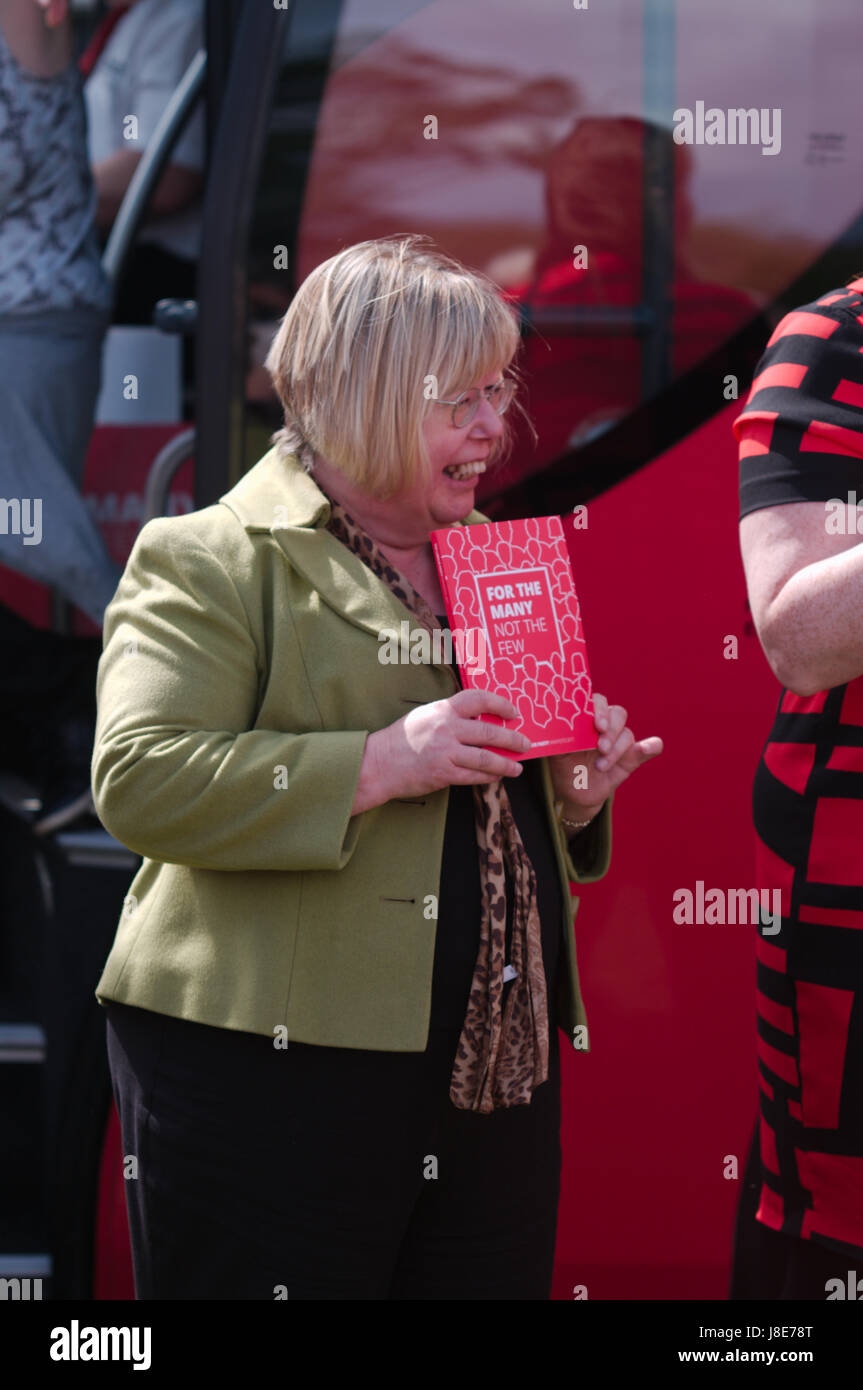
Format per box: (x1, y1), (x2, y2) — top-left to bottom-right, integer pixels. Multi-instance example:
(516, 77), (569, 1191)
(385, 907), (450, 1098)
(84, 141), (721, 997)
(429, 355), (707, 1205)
(445, 460), (487, 481)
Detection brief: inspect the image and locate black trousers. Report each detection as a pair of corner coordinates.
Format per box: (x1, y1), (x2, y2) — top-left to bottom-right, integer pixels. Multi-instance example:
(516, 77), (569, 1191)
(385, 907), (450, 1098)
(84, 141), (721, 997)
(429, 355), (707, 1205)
(105, 1000), (562, 1300)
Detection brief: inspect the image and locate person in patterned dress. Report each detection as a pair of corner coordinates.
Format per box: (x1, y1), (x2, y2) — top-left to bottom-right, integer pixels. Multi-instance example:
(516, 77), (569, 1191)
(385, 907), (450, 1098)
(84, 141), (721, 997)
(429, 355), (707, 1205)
(733, 273), (863, 1298)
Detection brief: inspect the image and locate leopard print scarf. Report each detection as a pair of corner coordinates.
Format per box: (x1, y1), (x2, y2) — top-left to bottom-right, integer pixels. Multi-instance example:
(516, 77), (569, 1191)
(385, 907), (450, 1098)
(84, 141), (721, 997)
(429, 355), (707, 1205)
(322, 492), (550, 1113)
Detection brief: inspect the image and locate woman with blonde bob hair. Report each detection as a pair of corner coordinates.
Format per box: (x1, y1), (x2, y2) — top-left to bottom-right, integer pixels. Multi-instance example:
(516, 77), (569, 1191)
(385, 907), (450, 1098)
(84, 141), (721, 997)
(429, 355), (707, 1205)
(94, 233), (662, 1300)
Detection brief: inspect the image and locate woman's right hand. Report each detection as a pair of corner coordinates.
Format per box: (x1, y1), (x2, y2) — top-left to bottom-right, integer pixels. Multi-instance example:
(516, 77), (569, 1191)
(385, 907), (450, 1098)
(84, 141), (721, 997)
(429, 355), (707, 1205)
(351, 689), (531, 814)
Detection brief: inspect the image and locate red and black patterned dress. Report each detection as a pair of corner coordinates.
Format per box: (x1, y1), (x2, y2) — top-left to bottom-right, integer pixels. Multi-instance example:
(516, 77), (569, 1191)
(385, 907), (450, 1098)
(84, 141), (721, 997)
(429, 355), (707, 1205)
(733, 275), (863, 1262)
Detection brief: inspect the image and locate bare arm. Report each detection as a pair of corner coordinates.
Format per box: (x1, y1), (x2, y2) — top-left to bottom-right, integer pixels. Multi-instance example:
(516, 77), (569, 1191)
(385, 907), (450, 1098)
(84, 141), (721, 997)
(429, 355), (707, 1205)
(0, 0), (70, 75)
(92, 149), (203, 230)
(739, 501), (863, 695)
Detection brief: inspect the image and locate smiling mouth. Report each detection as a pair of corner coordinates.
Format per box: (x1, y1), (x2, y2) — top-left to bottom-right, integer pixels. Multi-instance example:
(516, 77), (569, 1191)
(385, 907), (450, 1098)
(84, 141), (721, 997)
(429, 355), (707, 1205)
(443, 460), (487, 482)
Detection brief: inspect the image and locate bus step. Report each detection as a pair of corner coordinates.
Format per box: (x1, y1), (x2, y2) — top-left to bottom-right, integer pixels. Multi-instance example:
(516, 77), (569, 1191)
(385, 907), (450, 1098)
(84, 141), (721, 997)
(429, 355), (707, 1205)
(0, 1025), (46, 1063)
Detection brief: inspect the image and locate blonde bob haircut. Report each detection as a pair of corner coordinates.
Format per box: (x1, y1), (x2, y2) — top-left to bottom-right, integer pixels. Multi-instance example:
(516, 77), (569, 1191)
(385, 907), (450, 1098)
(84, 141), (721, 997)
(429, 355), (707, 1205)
(264, 234), (532, 499)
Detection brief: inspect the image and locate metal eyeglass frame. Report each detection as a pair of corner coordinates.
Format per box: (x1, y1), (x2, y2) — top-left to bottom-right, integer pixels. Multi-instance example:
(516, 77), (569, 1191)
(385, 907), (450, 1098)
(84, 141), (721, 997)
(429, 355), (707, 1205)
(434, 377), (515, 428)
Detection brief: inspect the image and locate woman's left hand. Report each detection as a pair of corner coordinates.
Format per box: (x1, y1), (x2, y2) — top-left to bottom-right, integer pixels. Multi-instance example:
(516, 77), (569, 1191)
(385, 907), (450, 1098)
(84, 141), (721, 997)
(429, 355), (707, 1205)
(547, 692), (663, 814)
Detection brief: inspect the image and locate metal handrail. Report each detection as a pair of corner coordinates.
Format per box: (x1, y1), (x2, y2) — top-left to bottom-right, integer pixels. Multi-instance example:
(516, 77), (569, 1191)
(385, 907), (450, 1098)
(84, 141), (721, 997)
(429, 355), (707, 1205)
(141, 427), (196, 526)
(102, 48), (207, 289)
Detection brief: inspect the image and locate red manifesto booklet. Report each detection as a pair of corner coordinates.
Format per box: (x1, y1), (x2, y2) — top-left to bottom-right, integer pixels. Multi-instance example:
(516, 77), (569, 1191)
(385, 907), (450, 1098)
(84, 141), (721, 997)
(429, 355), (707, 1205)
(430, 515), (597, 759)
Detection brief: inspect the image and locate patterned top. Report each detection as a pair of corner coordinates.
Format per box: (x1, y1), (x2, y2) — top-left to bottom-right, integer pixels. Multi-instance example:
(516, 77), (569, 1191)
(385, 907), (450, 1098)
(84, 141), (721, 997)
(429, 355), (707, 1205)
(0, 28), (110, 316)
(733, 277), (863, 1257)
(736, 277), (863, 517)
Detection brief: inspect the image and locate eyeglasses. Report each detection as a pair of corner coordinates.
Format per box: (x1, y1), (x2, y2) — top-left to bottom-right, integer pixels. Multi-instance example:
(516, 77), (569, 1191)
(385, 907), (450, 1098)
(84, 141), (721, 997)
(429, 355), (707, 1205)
(435, 377), (515, 428)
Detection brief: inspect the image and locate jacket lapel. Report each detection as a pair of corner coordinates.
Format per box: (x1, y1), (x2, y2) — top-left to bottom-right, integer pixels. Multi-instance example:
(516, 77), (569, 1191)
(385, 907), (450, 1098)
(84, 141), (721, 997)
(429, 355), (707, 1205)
(219, 447), (488, 641)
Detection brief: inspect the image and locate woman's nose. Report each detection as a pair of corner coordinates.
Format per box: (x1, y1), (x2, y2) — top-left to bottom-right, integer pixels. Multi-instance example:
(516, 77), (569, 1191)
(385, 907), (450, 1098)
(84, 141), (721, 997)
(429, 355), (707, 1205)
(471, 397), (506, 436)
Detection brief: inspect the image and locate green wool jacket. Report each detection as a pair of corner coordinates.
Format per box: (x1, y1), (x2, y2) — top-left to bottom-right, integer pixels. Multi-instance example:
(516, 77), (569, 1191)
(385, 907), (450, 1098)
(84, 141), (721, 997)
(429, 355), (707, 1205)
(92, 447), (613, 1052)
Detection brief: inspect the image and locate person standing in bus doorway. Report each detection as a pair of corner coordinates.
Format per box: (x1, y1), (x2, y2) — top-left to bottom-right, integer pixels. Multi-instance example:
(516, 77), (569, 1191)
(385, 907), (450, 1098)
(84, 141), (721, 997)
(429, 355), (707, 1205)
(83, 0), (204, 333)
(0, 0), (120, 624)
(732, 273), (863, 1299)
(94, 235), (663, 1300)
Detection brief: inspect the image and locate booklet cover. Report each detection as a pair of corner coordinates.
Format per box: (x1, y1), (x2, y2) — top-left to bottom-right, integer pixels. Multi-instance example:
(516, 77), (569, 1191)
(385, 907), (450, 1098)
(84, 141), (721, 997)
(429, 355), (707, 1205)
(430, 515), (597, 759)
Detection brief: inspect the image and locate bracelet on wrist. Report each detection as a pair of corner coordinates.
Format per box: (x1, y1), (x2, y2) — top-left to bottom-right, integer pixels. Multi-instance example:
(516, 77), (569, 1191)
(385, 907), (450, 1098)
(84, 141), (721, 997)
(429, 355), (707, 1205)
(554, 799), (601, 833)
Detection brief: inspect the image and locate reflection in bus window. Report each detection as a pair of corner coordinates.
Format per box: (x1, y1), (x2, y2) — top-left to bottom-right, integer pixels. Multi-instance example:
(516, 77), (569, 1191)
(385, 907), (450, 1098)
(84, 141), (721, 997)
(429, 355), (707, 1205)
(243, 0), (863, 493)
(493, 116), (757, 489)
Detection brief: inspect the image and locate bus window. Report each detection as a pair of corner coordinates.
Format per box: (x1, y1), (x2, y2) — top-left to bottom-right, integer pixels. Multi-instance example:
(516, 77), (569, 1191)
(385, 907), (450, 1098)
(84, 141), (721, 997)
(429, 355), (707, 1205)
(241, 0), (863, 501)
